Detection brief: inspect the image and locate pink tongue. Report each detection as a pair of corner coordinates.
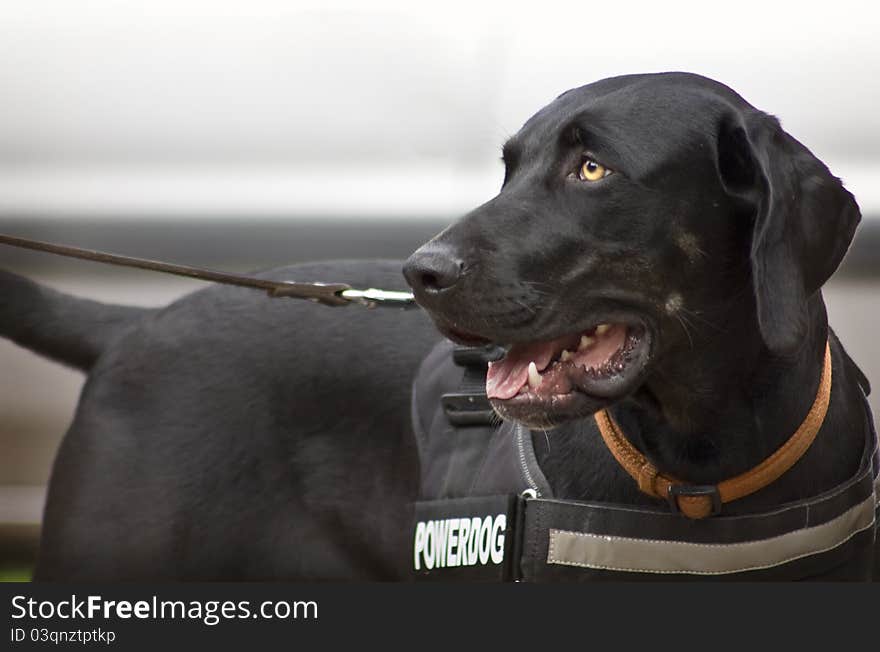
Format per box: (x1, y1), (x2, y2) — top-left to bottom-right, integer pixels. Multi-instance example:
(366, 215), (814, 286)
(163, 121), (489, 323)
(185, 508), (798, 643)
(485, 325), (629, 400)
(486, 336), (569, 400)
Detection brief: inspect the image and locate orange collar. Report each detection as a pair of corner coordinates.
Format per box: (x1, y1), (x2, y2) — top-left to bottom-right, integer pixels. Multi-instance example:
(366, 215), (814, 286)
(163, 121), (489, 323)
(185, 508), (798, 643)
(593, 340), (832, 519)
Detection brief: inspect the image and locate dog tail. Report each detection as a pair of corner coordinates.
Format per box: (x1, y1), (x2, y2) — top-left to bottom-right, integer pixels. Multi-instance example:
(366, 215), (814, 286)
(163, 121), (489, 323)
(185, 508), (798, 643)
(0, 269), (154, 372)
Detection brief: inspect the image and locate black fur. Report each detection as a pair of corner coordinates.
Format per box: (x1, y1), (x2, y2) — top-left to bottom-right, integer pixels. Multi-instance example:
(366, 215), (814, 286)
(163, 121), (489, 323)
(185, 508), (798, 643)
(0, 270), (150, 371)
(1, 72), (873, 580)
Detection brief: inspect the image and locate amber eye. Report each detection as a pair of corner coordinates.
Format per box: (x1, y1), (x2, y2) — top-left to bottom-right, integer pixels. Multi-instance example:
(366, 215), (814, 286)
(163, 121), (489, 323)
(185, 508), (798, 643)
(578, 158), (611, 182)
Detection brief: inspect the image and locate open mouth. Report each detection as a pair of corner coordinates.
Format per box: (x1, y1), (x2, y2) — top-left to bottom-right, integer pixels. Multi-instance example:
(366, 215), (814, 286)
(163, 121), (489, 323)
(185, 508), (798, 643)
(486, 321), (652, 427)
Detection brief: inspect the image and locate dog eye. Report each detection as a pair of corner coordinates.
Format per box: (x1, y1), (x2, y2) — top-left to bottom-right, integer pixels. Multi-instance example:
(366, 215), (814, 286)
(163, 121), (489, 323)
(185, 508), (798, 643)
(578, 158), (612, 182)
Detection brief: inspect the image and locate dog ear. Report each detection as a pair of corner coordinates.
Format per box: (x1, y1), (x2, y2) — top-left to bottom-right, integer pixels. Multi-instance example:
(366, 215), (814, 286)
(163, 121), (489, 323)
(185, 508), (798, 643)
(716, 112), (861, 356)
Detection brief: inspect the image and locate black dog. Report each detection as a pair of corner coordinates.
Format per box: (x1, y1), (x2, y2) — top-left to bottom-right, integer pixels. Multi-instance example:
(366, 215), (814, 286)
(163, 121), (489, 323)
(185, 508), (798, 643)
(1, 72), (875, 580)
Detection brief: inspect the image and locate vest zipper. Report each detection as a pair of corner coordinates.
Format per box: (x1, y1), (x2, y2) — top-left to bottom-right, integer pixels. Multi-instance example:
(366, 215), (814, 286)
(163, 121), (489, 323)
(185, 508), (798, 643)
(515, 424), (541, 497)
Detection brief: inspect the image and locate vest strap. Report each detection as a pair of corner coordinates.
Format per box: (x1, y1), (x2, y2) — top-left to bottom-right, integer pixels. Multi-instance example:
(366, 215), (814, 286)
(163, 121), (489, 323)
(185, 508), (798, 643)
(442, 345), (504, 426)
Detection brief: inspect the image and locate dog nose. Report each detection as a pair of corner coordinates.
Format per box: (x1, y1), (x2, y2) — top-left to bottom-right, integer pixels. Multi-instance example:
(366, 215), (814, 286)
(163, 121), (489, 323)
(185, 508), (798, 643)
(403, 245), (464, 294)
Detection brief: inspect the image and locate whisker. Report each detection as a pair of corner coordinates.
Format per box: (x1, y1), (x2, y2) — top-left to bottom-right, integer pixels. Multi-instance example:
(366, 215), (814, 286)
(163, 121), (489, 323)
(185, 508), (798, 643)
(678, 306), (725, 333)
(675, 313), (695, 349)
(512, 298), (537, 315)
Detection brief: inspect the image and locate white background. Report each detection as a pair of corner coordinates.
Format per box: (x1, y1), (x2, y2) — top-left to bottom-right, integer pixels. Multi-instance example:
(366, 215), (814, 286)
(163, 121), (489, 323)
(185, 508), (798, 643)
(0, 0), (877, 219)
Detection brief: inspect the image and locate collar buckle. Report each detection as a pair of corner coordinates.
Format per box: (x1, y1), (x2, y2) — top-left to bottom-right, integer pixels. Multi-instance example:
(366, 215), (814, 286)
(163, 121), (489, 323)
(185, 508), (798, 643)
(667, 484), (723, 517)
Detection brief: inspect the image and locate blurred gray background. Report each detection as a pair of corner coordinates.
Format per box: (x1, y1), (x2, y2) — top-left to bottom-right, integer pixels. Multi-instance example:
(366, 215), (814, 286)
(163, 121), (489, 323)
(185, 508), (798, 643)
(1, 0), (878, 572)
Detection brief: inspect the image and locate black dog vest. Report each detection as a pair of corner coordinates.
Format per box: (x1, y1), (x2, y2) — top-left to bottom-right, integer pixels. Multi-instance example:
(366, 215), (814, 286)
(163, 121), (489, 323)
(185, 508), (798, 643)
(410, 341), (880, 581)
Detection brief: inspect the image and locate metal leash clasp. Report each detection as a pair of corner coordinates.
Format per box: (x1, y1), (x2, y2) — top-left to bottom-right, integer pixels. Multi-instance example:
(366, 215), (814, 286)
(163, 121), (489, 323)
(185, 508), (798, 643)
(339, 288), (417, 308)
(267, 283), (416, 308)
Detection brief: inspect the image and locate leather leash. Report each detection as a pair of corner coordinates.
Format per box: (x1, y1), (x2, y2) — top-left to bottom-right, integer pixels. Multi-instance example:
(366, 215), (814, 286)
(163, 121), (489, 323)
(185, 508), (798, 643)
(594, 340), (833, 519)
(0, 233), (417, 309)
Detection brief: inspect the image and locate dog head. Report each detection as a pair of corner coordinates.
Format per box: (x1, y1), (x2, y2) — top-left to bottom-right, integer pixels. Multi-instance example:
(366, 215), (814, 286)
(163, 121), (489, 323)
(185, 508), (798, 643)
(404, 72), (860, 429)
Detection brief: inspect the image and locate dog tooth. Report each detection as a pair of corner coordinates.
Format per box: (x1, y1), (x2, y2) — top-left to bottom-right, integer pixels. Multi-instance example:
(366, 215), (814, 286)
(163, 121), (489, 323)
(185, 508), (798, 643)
(560, 349), (573, 362)
(528, 361), (542, 389)
(578, 335), (594, 350)
(596, 324), (611, 335)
